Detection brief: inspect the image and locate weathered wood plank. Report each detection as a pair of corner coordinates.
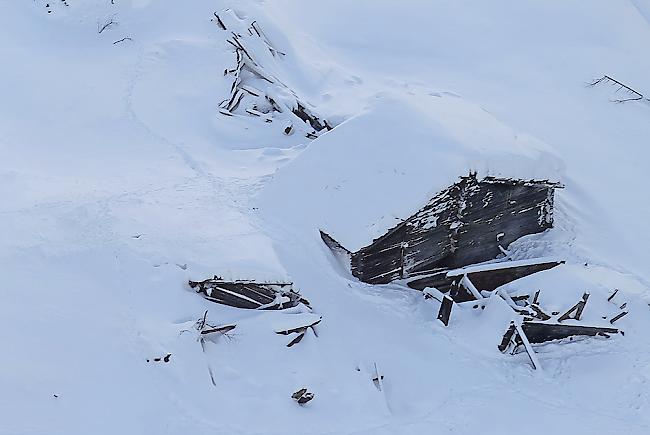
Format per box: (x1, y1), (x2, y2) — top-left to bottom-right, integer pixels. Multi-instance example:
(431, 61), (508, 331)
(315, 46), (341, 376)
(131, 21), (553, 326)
(521, 322), (619, 344)
(437, 295), (453, 326)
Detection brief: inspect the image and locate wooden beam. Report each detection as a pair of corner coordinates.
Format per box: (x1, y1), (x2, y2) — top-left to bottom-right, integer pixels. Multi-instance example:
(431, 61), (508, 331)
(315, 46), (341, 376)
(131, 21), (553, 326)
(521, 322), (619, 344)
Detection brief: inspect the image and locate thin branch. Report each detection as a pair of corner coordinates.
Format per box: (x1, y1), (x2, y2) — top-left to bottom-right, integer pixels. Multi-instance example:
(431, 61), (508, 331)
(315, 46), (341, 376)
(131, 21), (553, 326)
(113, 37), (132, 45)
(98, 16), (117, 34)
(589, 75), (645, 103)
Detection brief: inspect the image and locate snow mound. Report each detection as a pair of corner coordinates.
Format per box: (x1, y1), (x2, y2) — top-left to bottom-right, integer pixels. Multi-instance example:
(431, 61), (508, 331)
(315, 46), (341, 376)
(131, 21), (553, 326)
(259, 92), (563, 251)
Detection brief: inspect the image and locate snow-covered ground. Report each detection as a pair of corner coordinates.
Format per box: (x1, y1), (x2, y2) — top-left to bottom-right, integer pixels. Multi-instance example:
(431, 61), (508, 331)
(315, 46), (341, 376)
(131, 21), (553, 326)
(2, 1), (650, 434)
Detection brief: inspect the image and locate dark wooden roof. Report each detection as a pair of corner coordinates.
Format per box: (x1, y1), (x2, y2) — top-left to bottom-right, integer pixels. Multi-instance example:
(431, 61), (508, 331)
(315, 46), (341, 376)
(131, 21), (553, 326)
(346, 174), (562, 284)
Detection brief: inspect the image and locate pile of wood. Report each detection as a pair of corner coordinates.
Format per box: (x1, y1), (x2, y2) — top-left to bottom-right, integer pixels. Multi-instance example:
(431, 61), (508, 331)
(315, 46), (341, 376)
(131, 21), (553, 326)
(420, 262), (624, 369)
(189, 277), (310, 310)
(213, 11), (331, 139)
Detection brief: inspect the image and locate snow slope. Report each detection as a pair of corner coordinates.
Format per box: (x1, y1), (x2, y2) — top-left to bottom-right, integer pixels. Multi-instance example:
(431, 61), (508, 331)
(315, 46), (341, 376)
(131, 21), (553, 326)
(1, 1), (650, 434)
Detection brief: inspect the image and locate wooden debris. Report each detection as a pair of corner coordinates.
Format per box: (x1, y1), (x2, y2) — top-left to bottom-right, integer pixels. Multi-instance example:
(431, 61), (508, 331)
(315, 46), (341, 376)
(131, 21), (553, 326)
(292, 388), (314, 405)
(607, 289), (619, 302)
(147, 353), (171, 363)
(460, 275), (484, 300)
(497, 322), (541, 370)
(212, 12), (227, 30)
(275, 317), (322, 335)
(498, 322), (517, 352)
(275, 317), (322, 347)
(521, 322), (619, 343)
(215, 16), (331, 138)
(408, 259), (563, 302)
(201, 325), (237, 335)
(610, 311), (628, 325)
(532, 289), (540, 305)
(437, 295), (453, 326)
(189, 277), (310, 310)
(589, 75), (647, 103)
(558, 292), (590, 322)
(514, 322), (542, 370)
(371, 363), (384, 392)
(528, 303), (552, 321)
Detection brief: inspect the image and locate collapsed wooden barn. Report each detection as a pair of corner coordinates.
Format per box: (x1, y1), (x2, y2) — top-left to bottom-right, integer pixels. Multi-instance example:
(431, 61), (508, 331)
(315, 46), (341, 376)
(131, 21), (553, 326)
(321, 173), (563, 285)
(321, 173), (624, 368)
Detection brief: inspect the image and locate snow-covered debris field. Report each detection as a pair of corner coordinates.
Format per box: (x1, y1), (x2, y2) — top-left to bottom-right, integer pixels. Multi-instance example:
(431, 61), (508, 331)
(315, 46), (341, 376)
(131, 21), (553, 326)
(2, 1), (650, 434)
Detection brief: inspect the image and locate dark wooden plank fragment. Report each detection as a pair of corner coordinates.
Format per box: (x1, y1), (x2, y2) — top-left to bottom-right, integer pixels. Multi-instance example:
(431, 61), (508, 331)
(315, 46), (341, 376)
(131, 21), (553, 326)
(276, 318), (322, 335)
(610, 311), (628, 324)
(521, 322), (619, 344)
(498, 322), (517, 352)
(461, 261), (563, 292)
(437, 295), (453, 326)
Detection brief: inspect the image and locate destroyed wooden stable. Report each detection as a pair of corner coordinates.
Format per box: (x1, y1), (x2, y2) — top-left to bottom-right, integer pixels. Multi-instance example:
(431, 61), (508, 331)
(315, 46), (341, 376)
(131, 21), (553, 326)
(321, 174), (625, 367)
(189, 277), (310, 310)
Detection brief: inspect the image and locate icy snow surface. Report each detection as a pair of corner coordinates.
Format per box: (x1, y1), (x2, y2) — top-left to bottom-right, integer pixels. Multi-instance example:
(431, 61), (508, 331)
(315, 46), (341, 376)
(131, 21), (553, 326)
(2, 1), (650, 434)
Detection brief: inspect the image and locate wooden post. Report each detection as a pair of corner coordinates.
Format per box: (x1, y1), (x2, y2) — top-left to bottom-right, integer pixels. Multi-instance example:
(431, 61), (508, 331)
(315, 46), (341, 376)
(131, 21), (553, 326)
(437, 295), (453, 326)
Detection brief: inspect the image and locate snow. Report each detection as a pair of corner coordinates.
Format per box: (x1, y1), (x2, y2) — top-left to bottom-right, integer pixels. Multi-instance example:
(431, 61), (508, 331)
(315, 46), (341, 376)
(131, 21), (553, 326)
(2, 1), (650, 434)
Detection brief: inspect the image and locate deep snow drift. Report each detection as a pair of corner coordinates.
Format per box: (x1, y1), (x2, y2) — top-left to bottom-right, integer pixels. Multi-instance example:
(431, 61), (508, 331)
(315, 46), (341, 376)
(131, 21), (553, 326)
(2, 1), (650, 434)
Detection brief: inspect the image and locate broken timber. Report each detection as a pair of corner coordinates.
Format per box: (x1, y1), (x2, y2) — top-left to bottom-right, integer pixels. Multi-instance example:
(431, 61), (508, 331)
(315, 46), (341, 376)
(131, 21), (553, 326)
(521, 322), (619, 343)
(408, 259), (564, 302)
(189, 278), (310, 310)
(275, 317), (321, 347)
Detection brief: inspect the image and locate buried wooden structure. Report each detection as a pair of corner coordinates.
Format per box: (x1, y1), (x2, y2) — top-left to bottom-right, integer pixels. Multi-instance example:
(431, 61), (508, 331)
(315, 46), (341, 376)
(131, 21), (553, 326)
(321, 173), (562, 285)
(320, 174), (626, 367)
(189, 277), (310, 310)
(213, 12), (332, 140)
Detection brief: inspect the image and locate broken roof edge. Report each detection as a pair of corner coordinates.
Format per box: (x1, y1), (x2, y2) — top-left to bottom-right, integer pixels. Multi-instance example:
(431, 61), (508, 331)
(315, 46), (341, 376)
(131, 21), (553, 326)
(353, 173), (563, 252)
(479, 175), (564, 189)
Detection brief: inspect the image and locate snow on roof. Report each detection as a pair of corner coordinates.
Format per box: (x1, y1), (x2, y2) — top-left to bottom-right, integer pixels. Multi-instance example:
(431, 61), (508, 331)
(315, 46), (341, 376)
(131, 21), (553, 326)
(258, 93), (563, 251)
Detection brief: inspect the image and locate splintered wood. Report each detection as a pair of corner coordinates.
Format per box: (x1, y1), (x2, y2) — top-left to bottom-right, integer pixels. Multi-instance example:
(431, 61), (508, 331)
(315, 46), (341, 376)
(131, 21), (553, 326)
(213, 11), (331, 139)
